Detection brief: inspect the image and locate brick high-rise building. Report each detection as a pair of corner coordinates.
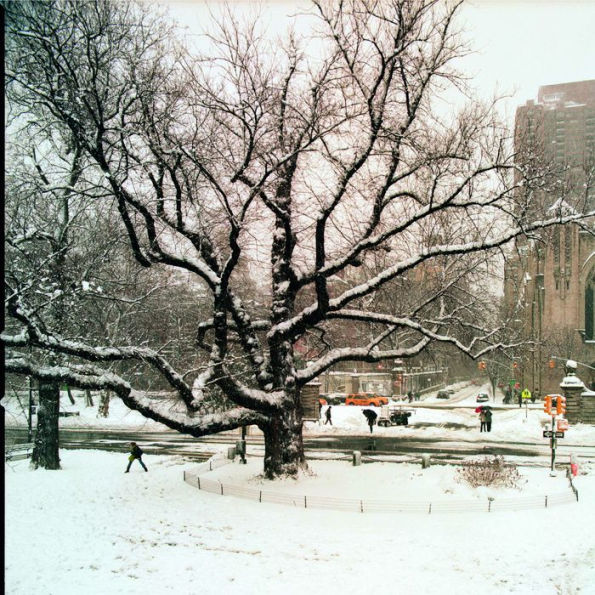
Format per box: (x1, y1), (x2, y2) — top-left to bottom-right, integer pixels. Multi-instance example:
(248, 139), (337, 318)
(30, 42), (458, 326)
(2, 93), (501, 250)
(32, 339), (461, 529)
(504, 80), (595, 394)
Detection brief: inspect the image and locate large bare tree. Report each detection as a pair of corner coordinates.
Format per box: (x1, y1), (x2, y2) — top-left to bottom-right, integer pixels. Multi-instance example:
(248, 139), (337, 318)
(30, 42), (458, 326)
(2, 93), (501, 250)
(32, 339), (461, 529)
(4, 0), (593, 477)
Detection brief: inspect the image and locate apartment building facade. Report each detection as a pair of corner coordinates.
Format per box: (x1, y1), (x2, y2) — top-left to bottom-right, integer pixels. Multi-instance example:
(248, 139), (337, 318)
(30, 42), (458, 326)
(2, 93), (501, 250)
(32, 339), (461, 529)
(504, 80), (595, 394)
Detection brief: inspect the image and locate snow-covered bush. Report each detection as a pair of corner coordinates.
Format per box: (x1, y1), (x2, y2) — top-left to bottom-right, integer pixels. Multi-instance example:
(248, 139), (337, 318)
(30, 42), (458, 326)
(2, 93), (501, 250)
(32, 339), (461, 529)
(456, 456), (522, 489)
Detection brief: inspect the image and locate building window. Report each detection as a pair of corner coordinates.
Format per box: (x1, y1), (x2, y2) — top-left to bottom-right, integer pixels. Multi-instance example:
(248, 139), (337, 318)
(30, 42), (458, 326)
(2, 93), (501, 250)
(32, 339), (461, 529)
(553, 228), (561, 268)
(565, 228), (573, 270)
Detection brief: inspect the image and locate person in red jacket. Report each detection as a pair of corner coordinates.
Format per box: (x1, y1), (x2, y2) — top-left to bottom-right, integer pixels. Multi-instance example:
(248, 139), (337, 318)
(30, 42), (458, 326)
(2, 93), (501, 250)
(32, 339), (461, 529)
(125, 442), (148, 473)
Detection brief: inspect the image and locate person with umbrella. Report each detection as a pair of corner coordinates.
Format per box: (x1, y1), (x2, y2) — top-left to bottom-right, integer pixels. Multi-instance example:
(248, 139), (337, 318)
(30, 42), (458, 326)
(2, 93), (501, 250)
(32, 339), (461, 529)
(478, 408), (487, 432)
(362, 409), (378, 433)
(484, 406), (493, 432)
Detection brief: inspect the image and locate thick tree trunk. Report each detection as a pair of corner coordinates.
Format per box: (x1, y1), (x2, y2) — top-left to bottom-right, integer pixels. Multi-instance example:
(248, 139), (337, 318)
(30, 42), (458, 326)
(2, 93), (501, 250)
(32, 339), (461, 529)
(31, 381), (61, 470)
(261, 405), (307, 479)
(98, 390), (110, 418)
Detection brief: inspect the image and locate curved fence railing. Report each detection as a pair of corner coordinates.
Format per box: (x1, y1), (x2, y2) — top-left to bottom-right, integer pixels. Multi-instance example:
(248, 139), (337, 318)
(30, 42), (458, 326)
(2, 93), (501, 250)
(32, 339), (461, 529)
(183, 456), (579, 514)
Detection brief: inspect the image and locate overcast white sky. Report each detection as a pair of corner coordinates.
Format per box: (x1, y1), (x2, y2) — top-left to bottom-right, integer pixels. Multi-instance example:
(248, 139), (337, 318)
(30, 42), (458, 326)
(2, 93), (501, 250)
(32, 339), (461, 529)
(161, 0), (595, 122)
(461, 0), (595, 115)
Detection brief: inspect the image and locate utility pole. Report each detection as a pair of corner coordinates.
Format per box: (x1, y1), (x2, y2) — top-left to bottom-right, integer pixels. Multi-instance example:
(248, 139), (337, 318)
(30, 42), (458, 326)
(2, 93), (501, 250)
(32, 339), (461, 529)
(239, 426), (247, 464)
(27, 375), (34, 442)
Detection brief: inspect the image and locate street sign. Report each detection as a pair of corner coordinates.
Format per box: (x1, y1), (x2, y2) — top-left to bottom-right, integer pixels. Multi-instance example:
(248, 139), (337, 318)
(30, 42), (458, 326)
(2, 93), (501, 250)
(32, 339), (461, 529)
(543, 431), (565, 438)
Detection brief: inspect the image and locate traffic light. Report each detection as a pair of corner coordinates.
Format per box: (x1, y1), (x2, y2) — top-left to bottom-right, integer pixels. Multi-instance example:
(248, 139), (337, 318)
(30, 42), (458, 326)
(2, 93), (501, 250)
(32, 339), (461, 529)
(557, 418), (569, 431)
(556, 396), (566, 415)
(543, 395), (552, 415)
(513, 361), (518, 369)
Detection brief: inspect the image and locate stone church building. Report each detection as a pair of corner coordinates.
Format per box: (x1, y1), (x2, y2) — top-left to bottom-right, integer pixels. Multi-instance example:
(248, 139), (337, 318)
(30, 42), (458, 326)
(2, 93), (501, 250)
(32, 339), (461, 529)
(503, 80), (595, 395)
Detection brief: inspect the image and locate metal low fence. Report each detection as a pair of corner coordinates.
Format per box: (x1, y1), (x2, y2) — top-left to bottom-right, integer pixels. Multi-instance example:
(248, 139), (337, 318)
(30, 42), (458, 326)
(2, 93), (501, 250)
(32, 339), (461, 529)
(183, 456), (579, 514)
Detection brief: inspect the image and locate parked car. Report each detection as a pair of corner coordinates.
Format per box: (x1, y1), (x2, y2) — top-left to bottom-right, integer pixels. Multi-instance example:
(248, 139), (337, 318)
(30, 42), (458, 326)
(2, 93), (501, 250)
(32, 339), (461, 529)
(476, 393), (489, 403)
(436, 390), (450, 399)
(345, 393), (389, 407)
(326, 393), (347, 406)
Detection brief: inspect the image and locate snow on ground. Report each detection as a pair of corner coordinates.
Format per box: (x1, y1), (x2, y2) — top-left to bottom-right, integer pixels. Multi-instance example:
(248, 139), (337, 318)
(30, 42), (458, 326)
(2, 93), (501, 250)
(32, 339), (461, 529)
(5, 382), (595, 593)
(3, 391), (171, 431)
(304, 404), (595, 446)
(5, 383), (595, 445)
(5, 450), (595, 595)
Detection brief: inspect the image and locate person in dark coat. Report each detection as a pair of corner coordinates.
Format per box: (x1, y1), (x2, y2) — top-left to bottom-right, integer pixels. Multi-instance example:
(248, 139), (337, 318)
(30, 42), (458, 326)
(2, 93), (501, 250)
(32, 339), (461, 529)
(362, 409), (378, 433)
(324, 405), (332, 425)
(125, 442), (148, 472)
(484, 408), (493, 432)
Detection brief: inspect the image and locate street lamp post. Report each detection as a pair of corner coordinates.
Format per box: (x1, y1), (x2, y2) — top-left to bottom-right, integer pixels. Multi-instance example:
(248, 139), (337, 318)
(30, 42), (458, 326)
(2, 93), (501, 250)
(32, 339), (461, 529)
(27, 375), (34, 442)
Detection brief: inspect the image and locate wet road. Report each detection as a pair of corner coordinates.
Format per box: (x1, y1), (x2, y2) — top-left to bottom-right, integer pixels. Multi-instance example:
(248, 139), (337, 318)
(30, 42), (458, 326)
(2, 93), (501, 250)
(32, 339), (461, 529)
(6, 427), (595, 465)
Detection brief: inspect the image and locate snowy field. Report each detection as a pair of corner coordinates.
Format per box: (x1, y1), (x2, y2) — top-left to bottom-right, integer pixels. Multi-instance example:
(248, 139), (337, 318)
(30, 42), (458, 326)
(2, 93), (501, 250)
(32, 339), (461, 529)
(5, 383), (595, 594)
(5, 449), (595, 595)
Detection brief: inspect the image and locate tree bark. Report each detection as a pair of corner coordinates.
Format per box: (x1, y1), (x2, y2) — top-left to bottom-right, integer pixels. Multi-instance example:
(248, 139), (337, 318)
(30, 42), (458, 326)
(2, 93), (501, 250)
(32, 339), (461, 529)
(98, 390), (110, 418)
(66, 385), (75, 404)
(261, 404), (307, 479)
(85, 389), (94, 407)
(31, 381), (61, 470)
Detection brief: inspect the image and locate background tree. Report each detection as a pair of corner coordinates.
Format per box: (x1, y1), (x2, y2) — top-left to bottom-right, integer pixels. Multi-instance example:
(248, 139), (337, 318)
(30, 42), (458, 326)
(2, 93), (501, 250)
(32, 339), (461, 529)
(3, 0), (593, 478)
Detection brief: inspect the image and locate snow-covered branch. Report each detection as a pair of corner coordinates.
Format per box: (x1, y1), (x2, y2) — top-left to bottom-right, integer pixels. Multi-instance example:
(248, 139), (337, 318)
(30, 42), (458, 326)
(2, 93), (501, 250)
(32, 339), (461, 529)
(5, 356), (267, 436)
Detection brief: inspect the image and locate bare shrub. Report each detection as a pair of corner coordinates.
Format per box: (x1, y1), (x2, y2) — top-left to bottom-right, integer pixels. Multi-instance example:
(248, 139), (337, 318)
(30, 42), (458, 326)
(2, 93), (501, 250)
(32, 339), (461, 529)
(456, 456), (522, 489)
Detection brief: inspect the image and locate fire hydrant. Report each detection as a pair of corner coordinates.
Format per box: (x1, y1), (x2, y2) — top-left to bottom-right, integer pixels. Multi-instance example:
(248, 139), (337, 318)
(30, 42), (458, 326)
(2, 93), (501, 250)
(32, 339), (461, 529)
(570, 455), (579, 477)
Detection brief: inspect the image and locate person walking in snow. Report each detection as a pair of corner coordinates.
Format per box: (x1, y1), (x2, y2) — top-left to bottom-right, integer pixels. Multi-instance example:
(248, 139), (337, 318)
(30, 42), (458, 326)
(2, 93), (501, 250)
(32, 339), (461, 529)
(479, 410), (487, 432)
(363, 409), (378, 433)
(125, 442), (148, 473)
(484, 408), (493, 432)
(324, 405), (332, 425)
